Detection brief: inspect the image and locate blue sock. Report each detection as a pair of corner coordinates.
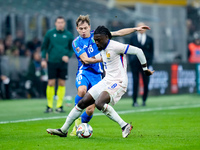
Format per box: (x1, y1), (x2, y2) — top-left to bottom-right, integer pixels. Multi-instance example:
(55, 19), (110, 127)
(81, 111), (93, 123)
(74, 95), (83, 106)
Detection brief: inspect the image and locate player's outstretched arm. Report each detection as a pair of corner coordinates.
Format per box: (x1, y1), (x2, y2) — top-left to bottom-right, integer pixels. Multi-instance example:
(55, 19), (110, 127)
(79, 52), (102, 64)
(111, 26), (150, 37)
(126, 45), (154, 76)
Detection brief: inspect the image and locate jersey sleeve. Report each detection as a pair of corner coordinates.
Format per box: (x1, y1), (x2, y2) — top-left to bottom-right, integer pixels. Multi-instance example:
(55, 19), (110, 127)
(126, 45), (147, 65)
(72, 37), (86, 57)
(41, 31), (50, 59)
(114, 41), (129, 54)
(94, 53), (102, 59)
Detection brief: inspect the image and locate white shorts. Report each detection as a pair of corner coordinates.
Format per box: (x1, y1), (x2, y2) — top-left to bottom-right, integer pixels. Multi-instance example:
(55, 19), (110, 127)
(88, 78), (127, 105)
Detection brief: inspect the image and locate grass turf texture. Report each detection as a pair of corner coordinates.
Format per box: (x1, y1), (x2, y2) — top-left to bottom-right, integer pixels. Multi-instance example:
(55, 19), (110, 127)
(0, 94), (200, 150)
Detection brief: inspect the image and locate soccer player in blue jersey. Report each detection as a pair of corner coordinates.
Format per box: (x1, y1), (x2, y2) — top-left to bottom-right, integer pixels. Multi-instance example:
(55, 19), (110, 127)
(70, 15), (150, 136)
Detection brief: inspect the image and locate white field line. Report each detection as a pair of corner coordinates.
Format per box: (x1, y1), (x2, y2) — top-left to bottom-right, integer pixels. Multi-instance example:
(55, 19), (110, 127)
(1, 104), (200, 124)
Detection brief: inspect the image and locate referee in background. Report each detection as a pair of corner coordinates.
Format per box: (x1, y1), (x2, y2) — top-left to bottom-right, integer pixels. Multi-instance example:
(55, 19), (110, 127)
(41, 16), (74, 113)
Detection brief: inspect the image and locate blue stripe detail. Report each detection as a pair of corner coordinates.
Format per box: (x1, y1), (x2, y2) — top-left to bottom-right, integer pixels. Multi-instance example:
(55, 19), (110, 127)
(120, 54), (124, 67)
(124, 45), (130, 54)
(104, 40), (110, 50)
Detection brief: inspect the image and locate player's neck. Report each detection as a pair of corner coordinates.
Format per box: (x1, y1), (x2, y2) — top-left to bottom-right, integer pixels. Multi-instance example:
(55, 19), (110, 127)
(56, 28), (65, 32)
(85, 33), (91, 38)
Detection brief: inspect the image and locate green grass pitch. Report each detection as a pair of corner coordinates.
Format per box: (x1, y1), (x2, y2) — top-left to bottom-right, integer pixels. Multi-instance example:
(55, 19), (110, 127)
(0, 94), (200, 150)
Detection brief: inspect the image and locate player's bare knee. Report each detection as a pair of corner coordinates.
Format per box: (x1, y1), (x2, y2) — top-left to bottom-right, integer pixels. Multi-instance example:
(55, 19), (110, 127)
(77, 99), (86, 109)
(58, 82), (65, 86)
(86, 109), (93, 116)
(78, 88), (87, 97)
(86, 106), (95, 115)
(48, 79), (56, 86)
(95, 100), (104, 111)
(58, 79), (65, 86)
(77, 94), (94, 109)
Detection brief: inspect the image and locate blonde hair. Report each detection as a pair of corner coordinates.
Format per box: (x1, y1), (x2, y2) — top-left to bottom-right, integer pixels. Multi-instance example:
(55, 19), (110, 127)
(76, 15), (90, 27)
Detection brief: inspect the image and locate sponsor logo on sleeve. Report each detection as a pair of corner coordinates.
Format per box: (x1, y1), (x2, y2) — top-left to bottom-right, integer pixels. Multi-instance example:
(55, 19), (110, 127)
(76, 47), (81, 53)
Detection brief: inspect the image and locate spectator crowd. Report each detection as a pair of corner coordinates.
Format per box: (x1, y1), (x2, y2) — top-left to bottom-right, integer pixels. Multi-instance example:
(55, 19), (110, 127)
(0, 30), (47, 99)
(1, 2), (200, 100)
(187, 1), (200, 63)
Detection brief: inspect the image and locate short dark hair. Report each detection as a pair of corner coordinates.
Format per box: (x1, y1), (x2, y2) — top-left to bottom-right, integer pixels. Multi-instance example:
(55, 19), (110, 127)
(94, 26), (112, 39)
(55, 16), (65, 22)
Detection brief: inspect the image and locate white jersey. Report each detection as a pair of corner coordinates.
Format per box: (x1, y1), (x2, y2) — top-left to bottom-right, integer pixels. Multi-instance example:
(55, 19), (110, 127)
(89, 40), (129, 105)
(90, 39), (146, 105)
(100, 40), (129, 86)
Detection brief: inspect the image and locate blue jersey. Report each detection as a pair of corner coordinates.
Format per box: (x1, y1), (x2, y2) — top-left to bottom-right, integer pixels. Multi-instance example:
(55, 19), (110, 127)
(72, 31), (103, 74)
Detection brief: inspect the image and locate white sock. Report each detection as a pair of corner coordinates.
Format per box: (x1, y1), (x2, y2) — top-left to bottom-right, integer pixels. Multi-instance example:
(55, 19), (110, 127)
(61, 105), (82, 133)
(102, 104), (127, 128)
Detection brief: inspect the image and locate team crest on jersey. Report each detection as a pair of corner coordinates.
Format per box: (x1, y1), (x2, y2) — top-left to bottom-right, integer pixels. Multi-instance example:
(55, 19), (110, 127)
(76, 47), (81, 53)
(106, 52), (111, 59)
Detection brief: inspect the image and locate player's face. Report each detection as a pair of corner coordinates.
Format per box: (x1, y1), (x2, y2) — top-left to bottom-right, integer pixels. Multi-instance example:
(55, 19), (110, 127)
(76, 22), (91, 38)
(94, 34), (109, 51)
(55, 18), (66, 31)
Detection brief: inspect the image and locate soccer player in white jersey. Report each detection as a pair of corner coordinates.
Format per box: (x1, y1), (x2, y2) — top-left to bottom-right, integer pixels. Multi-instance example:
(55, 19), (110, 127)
(47, 26), (154, 138)
(70, 15), (151, 136)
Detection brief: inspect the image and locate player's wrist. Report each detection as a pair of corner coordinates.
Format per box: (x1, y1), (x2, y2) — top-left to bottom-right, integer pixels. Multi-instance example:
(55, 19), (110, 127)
(143, 67), (148, 71)
(142, 63), (148, 71)
(133, 27), (137, 32)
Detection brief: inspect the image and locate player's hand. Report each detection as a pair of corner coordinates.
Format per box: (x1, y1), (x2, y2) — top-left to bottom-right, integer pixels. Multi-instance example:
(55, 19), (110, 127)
(136, 25), (151, 31)
(144, 69), (155, 76)
(62, 56), (69, 63)
(41, 60), (47, 68)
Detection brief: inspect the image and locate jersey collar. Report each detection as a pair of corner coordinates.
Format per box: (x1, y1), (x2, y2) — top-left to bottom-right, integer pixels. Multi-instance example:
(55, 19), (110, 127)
(104, 39), (110, 50)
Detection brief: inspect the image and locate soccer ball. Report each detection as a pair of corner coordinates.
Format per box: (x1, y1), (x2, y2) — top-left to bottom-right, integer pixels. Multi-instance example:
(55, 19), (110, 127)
(76, 123), (93, 138)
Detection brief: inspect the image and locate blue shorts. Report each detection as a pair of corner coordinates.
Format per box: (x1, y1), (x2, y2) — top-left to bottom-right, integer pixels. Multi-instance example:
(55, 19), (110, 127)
(75, 70), (102, 90)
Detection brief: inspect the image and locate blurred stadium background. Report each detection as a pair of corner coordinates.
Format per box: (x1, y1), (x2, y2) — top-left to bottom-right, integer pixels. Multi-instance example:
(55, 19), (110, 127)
(0, 0), (200, 99)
